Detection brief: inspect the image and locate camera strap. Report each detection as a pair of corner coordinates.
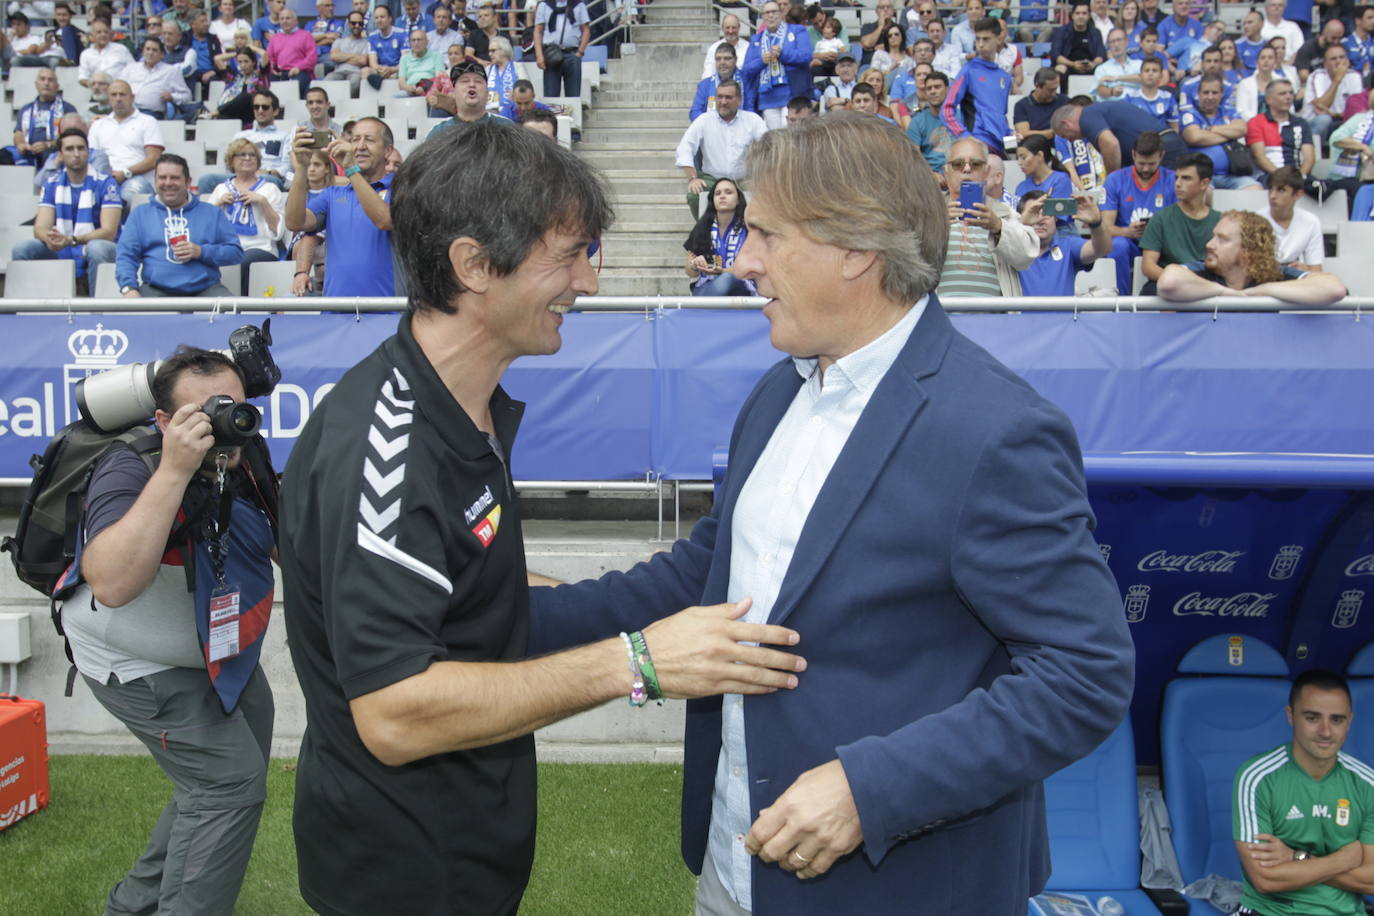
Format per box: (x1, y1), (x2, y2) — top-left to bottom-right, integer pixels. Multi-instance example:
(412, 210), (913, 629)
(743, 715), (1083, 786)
(207, 451), (234, 588)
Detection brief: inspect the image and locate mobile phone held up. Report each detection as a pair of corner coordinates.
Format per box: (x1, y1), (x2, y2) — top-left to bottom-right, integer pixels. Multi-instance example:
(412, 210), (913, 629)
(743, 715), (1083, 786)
(1043, 198), (1078, 218)
(958, 181), (984, 220)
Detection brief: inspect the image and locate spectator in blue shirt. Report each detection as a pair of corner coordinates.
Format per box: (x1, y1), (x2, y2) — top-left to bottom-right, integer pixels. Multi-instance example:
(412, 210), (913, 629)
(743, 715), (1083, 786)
(397, 0), (434, 36)
(691, 42), (749, 121)
(285, 117), (397, 297)
(499, 80), (555, 122)
(1237, 10), (1268, 73)
(366, 4), (405, 90)
(1015, 135), (1075, 227)
(1, 67), (76, 168)
(1125, 58), (1179, 129)
(1156, 6), (1204, 66)
(252, 0), (284, 45)
(1130, 28), (1171, 78)
(1181, 75), (1260, 189)
(1016, 189), (1114, 294)
(1013, 0), (1053, 44)
(310, 0), (345, 75)
(12, 128), (121, 284)
(941, 17), (1015, 152)
(907, 70), (954, 170)
(1180, 46), (1235, 111)
(1095, 130), (1176, 296)
(1345, 6), (1374, 75)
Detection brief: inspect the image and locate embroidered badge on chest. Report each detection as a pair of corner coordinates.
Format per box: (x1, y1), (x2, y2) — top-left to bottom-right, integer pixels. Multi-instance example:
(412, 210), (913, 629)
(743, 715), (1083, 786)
(1337, 798), (1351, 827)
(472, 504), (502, 547)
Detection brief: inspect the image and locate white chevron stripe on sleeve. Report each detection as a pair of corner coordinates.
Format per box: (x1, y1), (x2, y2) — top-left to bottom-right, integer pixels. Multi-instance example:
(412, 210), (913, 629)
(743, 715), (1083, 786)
(357, 523), (452, 594)
(359, 493), (401, 533)
(368, 426), (410, 461)
(382, 378), (414, 410)
(391, 368), (411, 395)
(363, 458), (406, 498)
(374, 398), (413, 430)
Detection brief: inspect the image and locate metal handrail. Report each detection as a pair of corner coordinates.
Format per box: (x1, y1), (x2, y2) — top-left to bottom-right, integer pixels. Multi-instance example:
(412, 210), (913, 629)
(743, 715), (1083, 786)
(0, 295), (1362, 313)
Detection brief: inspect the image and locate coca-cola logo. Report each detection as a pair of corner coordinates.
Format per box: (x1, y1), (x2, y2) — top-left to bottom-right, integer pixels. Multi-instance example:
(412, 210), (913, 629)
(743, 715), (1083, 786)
(1345, 555), (1374, 577)
(1173, 591), (1276, 618)
(1138, 549), (1244, 574)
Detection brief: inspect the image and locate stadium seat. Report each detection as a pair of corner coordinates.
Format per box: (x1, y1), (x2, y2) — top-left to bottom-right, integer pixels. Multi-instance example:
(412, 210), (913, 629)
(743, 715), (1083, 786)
(90, 261), (120, 298)
(384, 95), (428, 123)
(0, 226), (33, 272)
(246, 259), (297, 297)
(11, 80), (39, 109)
(1132, 256), (1146, 294)
(332, 95), (378, 123)
(1211, 188), (1267, 215)
(1075, 256), (1116, 295)
(0, 193), (39, 226)
(1160, 634), (1292, 916)
(195, 119), (243, 164)
(1004, 159), (1026, 192)
(1040, 718), (1165, 915)
(1345, 641), (1374, 768)
(1321, 257), (1374, 296)
(219, 264), (242, 296)
(584, 45), (609, 73)
(4, 258), (75, 298)
(1336, 221), (1374, 257)
(1067, 74), (1096, 97)
(1298, 190), (1349, 235)
(0, 165), (36, 196)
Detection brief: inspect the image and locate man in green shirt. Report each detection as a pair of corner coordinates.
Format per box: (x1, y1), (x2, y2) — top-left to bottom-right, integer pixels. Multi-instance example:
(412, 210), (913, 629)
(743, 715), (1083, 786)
(397, 28), (442, 97)
(1138, 152), (1219, 295)
(1232, 669), (1374, 916)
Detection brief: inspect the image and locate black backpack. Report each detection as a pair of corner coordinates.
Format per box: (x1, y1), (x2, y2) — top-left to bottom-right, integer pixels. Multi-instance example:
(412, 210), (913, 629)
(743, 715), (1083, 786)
(2, 421), (164, 598)
(1, 421), (281, 694)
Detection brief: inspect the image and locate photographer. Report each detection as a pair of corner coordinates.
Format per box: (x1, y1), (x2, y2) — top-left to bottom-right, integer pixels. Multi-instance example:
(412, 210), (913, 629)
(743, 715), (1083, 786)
(64, 347), (279, 916)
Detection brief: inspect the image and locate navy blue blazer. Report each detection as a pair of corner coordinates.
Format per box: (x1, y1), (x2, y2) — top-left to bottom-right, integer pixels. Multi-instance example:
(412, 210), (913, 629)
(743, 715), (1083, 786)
(529, 298), (1135, 914)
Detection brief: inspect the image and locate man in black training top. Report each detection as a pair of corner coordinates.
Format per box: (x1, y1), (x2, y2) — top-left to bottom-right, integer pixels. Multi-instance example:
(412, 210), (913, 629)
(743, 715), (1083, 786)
(279, 119), (807, 916)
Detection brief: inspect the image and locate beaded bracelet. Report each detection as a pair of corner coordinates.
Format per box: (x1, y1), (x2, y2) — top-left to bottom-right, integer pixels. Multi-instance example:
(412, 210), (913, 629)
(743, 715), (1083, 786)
(629, 630), (663, 702)
(619, 631), (647, 707)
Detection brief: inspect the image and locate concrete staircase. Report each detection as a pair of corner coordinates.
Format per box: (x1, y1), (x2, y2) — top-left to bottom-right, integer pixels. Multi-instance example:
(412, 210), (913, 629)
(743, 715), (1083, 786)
(578, 0), (722, 296)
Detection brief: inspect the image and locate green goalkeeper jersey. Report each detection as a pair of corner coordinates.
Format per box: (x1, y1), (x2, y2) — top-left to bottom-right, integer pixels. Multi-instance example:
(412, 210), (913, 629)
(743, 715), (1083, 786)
(1232, 743), (1374, 916)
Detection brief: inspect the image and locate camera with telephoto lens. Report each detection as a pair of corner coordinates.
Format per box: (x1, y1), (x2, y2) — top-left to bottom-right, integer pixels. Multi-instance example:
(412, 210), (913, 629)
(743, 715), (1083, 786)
(75, 319), (282, 434)
(201, 395), (262, 446)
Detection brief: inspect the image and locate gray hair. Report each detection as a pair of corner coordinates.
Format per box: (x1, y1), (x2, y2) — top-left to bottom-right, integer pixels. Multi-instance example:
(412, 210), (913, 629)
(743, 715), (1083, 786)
(744, 111), (946, 302)
(391, 118), (613, 313)
(1264, 77), (1293, 98)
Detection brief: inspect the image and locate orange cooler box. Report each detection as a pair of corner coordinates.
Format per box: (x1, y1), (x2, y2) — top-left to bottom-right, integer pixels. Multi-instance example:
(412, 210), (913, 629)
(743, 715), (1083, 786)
(0, 694), (49, 831)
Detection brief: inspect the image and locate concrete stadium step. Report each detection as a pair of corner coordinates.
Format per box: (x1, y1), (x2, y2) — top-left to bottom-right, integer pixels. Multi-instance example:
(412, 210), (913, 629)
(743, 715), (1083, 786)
(595, 85), (698, 103)
(594, 271), (697, 296)
(606, 177), (683, 196)
(599, 253), (685, 269)
(581, 126), (687, 145)
(584, 114), (690, 130)
(578, 140), (679, 153)
(577, 150), (678, 170)
(630, 26), (722, 43)
(584, 106), (684, 123)
(612, 204), (696, 227)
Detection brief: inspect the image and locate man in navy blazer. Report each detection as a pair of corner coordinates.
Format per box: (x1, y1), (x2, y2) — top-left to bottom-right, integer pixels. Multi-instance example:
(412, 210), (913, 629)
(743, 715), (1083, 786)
(528, 113), (1135, 915)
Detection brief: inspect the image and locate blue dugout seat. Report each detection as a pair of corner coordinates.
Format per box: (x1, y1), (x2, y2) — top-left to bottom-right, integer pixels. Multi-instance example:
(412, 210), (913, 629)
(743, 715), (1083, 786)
(1038, 718), (1164, 915)
(584, 45), (609, 72)
(1160, 635), (1292, 915)
(1345, 640), (1374, 768)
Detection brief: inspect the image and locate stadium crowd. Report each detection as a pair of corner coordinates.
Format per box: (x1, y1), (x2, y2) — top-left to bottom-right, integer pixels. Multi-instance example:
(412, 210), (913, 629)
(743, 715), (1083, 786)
(676, 0), (1360, 300)
(0, 0), (1363, 302)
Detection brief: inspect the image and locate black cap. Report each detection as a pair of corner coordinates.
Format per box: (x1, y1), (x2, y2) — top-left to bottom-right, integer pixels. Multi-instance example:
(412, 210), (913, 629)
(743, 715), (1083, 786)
(451, 59), (486, 80)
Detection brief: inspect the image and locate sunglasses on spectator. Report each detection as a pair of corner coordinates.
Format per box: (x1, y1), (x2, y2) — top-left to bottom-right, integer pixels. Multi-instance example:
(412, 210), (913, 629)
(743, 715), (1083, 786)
(948, 158), (987, 171)
(252, 103), (275, 110)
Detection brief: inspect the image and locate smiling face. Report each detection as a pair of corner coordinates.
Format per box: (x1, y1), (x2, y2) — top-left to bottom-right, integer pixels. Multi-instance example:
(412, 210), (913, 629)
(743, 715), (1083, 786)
(155, 159), (192, 207)
(351, 118), (390, 174)
(1287, 686), (1352, 773)
(483, 227), (598, 359)
(731, 188), (855, 365)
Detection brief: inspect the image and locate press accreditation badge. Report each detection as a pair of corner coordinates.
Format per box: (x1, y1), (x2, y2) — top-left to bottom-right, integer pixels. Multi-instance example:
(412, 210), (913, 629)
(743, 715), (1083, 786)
(208, 585), (242, 662)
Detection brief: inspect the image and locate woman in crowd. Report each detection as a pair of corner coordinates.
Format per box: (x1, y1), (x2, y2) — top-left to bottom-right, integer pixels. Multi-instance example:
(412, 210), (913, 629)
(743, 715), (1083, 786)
(1015, 135), (1074, 234)
(290, 149), (335, 295)
(870, 23), (912, 78)
(1118, 0), (1144, 51)
(213, 29), (268, 77)
(1235, 43), (1285, 120)
(205, 48), (272, 124)
(209, 138), (285, 295)
(683, 178), (755, 297)
(859, 66), (902, 126)
(1217, 38), (1246, 88)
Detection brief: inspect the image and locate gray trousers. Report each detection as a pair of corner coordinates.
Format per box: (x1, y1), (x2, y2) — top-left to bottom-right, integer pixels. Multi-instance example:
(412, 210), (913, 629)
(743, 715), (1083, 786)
(696, 849), (751, 916)
(84, 665), (274, 916)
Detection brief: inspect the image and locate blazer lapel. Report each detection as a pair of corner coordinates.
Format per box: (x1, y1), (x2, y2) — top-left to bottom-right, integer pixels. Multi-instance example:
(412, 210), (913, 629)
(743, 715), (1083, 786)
(767, 298), (957, 626)
(704, 362), (805, 603)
